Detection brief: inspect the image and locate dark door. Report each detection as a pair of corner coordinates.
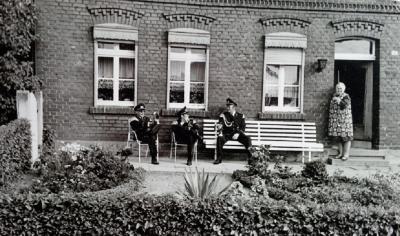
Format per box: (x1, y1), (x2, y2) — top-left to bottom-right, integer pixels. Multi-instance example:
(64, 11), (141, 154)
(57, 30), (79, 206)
(334, 61), (373, 140)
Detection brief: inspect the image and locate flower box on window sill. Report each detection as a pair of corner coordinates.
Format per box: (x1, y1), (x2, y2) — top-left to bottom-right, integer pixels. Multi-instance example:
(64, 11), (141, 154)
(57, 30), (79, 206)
(89, 106), (135, 115)
(258, 112), (305, 121)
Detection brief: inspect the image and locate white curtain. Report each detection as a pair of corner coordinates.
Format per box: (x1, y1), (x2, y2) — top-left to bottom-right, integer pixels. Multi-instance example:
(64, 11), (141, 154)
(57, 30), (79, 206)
(119, 58), (134, 80)
(98, 57), (113, 78)
(190, 62), (205, 82)
(171, 61), (185, 81)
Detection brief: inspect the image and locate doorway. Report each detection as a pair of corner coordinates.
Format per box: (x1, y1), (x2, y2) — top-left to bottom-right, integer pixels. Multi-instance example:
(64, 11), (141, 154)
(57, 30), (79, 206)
(334, 38), (376, 142)
(334, 61), (373, 140)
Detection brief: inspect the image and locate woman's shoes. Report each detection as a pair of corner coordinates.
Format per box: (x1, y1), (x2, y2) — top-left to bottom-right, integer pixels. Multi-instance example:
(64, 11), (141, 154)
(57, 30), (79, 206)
(333, 155), (342, 159)
(341, 156), (348, 161)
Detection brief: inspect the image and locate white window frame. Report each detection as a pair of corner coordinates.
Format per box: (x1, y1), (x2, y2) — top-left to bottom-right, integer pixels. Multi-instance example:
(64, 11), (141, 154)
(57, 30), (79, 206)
(94, 40), (138, 107)
(262, 32), (306, 113)
(167, 44), (209, 110)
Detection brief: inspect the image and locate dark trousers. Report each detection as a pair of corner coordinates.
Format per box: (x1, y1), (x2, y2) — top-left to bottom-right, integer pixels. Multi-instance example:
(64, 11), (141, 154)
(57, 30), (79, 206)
(216, 133), (252, 161)
(172, 127), (199, 163)
(138, 124), (160, 162)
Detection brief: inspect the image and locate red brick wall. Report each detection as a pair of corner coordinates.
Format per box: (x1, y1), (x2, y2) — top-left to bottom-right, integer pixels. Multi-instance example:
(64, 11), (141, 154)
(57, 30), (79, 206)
(35, 0), (400, 148)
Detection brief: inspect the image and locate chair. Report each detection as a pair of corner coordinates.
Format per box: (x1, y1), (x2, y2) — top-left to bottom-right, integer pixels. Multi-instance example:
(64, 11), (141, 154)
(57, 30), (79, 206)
(126, 118), (159, 163)
(170, 122), (198, 164)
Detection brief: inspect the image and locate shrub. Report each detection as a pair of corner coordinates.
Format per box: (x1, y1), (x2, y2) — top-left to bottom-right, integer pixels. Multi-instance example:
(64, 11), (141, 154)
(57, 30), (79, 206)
(248, 145), (271, 178)
(0, 193), (399, 235)
(30, 144), (144, 193)
(0, 119), (31, 186)
(41, 125), (55, 155)
(301, 160), (328, 181)
(0, 0), (42, 125)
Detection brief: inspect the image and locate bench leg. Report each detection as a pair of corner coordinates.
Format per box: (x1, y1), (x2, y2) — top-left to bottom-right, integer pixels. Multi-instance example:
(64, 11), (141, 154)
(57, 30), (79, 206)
(308, 151), (311, 163)
(174, 145), (177, 164)
(138, 144), (141, 163)
(214, 148), (217, 161)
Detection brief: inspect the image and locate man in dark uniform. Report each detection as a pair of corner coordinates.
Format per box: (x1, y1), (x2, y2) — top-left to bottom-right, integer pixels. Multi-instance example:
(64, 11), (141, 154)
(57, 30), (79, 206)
(214, 98), (252, 164)
(130, 103), (160, 165)
(171, 107), (202, 166)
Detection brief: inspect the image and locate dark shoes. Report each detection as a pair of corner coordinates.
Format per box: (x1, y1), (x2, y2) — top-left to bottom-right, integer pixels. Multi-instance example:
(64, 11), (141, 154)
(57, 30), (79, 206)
(213, 159), (222, 165)
(186, 161), (192, 166)
(151, 160), (159, 165)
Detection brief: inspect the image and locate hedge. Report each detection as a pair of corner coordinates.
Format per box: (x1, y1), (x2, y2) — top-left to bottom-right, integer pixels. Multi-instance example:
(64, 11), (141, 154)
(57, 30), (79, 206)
(0, 192), (399, 235)
(0, 119), (31, 185)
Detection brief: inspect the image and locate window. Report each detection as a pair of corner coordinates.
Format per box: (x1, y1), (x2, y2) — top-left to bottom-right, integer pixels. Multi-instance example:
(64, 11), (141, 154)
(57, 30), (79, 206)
(335, 38), (375, 60)
(265, 64), (300, 110)
(93, 24), (138, 106)
(263, 33), (306, 113)
(167, 28), (210, 110)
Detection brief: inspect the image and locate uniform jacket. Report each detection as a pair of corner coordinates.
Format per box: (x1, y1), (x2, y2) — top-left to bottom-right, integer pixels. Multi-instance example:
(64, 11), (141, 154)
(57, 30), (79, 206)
(172, 118), (200, 143)
(218, 111), (246, 136)
(130, 114), (156, 138)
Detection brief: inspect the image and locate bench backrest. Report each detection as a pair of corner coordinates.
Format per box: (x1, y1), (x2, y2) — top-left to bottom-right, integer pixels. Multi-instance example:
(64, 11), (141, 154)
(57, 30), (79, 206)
(203, 119), (318, 144)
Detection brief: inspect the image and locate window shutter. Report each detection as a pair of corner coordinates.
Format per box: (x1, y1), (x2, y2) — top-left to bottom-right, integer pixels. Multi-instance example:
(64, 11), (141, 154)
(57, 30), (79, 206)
(94, 24), (138, 41)
(266, 48), (302, 65)
(168, 28), (210, 45)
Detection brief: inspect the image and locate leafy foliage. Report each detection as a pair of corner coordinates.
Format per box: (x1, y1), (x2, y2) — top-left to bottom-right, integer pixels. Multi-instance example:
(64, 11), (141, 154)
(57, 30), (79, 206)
(247, 145), (271, 178)
(0, 192), (399, 235)
(301, 159), (328, 181)
(41, 125), (55, 155)
(181, 168), (229, 200)
(0, 0), (41, 125)
(30, 145), (145, 193)
(0, 119), (31, 186)
(233, 145), (400, 209)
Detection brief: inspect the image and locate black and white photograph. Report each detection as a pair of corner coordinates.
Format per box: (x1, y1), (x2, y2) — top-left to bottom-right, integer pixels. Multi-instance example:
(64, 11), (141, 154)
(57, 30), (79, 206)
(1, 0), (400, 234)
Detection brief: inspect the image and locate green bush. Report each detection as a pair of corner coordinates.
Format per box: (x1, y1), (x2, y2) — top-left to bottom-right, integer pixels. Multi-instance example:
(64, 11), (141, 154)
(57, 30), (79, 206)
(0, 192), (399, 235)
(301, 160), (328, 181)
(0, 119), (31, 186)
(41, 125), (55, 155)
(30, 145), (145, 193)
(248, 145), (271, 178)
(0, 0), (42, 125)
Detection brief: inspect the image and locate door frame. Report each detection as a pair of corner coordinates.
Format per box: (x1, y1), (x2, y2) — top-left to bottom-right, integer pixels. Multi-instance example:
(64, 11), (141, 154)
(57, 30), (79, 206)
(334, 37), (377, 142)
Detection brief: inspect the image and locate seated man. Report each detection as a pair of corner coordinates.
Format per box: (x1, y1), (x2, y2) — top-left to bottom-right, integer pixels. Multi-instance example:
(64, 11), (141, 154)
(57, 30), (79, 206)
(130, 103), (160, 165)
(214, 98), (252, 165)
(171, 107), (201, 166)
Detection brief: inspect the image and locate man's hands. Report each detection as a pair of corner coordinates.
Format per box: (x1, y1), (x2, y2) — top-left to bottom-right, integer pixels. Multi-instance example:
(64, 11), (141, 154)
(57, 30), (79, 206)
(232, 133), (239, 140)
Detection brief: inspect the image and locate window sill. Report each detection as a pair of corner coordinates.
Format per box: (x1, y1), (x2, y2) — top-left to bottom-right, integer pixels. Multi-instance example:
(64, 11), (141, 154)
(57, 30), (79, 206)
(89, 106), (135, 115)
(161, 108), (210, 118)
(258, 112), (305, 121)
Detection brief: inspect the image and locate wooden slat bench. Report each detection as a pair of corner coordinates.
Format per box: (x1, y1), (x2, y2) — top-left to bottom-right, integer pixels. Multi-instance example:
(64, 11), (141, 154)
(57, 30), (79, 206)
(203, 119), (324, 163)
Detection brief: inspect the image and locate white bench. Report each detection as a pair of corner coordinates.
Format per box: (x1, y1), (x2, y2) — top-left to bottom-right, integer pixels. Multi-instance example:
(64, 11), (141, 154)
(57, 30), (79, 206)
(203, 119), (324, 163)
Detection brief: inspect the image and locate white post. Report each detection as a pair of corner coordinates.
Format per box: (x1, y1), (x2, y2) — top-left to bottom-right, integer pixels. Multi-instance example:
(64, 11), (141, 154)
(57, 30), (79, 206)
(16, 90), (39, 163)
(35, 91), (43, 151)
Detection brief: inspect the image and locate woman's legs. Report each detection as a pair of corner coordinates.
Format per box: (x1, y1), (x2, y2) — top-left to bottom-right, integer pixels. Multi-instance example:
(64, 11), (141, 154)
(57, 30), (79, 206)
(335, 142), (343, 158)
(342, 141), (351, 159)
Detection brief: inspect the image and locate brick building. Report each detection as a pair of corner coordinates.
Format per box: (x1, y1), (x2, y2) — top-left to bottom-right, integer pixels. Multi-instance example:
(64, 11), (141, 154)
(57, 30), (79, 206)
(35, 0), (400, 150)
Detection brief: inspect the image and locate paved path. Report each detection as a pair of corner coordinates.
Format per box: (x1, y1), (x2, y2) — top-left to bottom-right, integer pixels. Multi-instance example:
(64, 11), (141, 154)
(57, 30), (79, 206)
(130, 151), (400, 195)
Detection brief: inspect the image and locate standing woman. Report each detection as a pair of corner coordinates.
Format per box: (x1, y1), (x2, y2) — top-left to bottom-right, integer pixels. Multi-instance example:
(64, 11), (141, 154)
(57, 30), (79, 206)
(328, 82), (353, 160)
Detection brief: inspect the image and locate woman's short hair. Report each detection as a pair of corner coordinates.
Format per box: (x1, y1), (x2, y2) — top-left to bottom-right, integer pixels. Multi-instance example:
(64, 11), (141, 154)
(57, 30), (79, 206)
(336, 82), (346, 90)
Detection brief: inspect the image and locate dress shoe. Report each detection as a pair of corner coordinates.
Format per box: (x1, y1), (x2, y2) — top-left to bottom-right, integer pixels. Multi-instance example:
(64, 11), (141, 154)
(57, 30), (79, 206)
(213, 160), (222, 165)
(151, 161), (159, 165)
(186, 161), (192, 166)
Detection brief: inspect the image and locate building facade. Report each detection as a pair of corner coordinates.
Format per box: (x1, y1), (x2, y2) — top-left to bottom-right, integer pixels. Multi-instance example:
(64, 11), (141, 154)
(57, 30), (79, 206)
(36, 0), (400, 149)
